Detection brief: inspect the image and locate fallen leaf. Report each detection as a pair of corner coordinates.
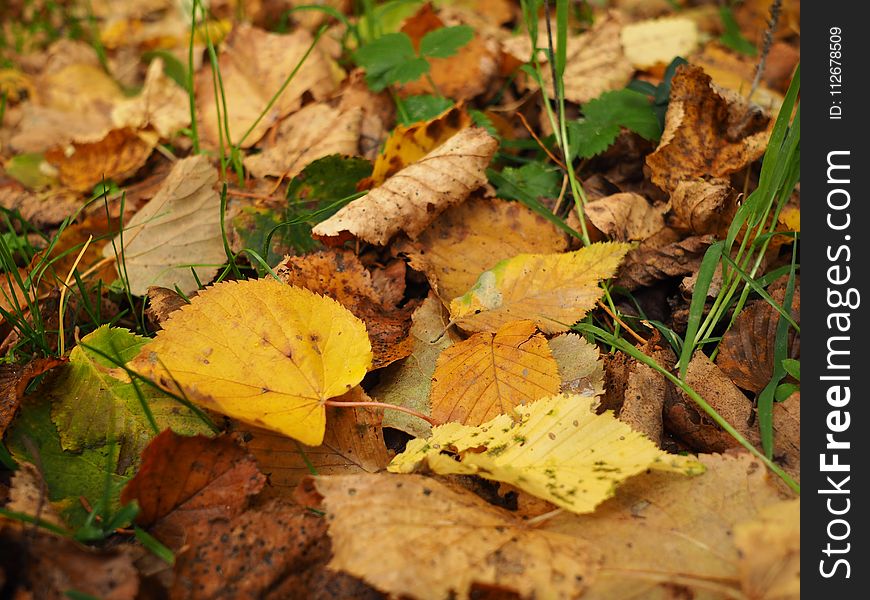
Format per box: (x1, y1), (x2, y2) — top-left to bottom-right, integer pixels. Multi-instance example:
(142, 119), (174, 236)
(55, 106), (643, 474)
(646, 64), (771, 193)
(734, 498), (800, 600)
(129, 279), (372, 446)
(0, 519), (138, 600)
(620, 16), (700, 69)
(772, 392), (800, 481)
(365, 105), (471, 188)
(779, 204), (800, 232)
(337, 69), (396, 161)
(145, 286), (191, 327)
(371, 295), (460, 438)
(111, 58), (191, 138)
(615, 232), (715, 290)
(312, 126), (498, 245)
(693, 43), (784, 111)
(585, 192), (666, 242)
(548, 333), (604, 396)
(315, 473), (595, 599)
(669, 178), (738, 236)
(50, 326), (212, 456)
(546, 453), (790, 599)
(195, 24), (339, 149)
(430, 320), (560, 426)
(276, 249), (415, 369)
(616, 344), (674, 445)
(0, 356), (66, 436)
(243, 387), (391, 496)
(102, 154), (226, 296)
(44, 127), (155, 192)
(392, 394), (703, 513)
(243, 103), (363, 179)
(401, 196), (567, 300)
(717, 282), (800, 393)
(449, 242), (631, 334)
(6, 461), (66, 529)
(120, 430), (266, 549)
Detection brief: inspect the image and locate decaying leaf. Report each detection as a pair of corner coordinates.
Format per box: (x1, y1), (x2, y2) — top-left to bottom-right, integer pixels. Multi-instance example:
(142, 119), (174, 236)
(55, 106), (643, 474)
(371, 295), (460, 438)
(546, 453), (791, 599)
(548, 333), (605, 396)
(276, 249), (415, 369)
(129, 279), (372, 446)
(111, 58), (190, 138)
(243, 104), (363, 179)
(449, 242), (631, 334)
(315, 473), (595, 599)
(0, 356), (66, 436)
(391, 394), (703, 513)
(693, 43), (785, 111)
(620, 16), (700, 69)
(145, 286), (191, 327)
(585, 192), (666, 242)
(772, 392), (800, 481)
(734, 498), (800, 600)
(669, 178), (737, 236)
(244, 387), (390, 496)
(429, 320), (560, 426)
(6, 462), (66, 529)
(401, 196), (567, 300)
(120, 430), (266, 549)
(102, 154), (226, 296)
(607, 341), (674, 445)
(195, 24), (339, 149)
(313, 127), (498, 245)
(647, 64), (771, 192)
(615, 232), (715, 290)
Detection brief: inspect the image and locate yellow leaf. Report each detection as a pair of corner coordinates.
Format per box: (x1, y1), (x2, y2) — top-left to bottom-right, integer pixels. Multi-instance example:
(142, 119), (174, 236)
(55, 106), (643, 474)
(367, 105), (471, 188)
(111, 59), (191, 139)
(390, 394), (703, 514)
(314, 473), (595, 599)
(128, 279), (372, 446)
(448, 242), (632, 334)
(430, 320), (560, 426)
(312, 127), (498, 245)
(620, 16), (700, 69)
(734, 498), (800, 600)
(778, 205), (800, 232)
(400, 196), (567, 300)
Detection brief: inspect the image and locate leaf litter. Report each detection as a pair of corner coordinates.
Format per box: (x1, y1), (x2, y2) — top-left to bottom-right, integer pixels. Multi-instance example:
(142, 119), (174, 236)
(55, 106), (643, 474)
(0, 1), (800, 598)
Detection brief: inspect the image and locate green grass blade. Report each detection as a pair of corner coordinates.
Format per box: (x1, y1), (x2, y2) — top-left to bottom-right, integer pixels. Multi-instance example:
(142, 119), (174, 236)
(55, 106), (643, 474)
(678, 241), (723, 378)
(719, 253), (800, 333)
(135, 525), (176, 565)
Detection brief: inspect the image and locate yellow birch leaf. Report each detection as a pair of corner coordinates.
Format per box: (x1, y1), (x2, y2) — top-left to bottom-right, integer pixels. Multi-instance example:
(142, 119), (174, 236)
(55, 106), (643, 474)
(429, 320), (560, 426)
(390, 394), (704, 514)
(448, 242), (632, 334)
(620, 16), (700, 69)
(128, 279), (372, 446)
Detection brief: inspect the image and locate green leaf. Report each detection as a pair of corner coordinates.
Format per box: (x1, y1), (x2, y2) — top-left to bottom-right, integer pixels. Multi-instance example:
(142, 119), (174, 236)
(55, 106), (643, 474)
(142, 50), (189, 89)
(5, 153), (57, 189)
(49, 326), (212, 457)
(718, 6), (757, 56)
(354, 32), (424, 91)
(491, 162), (562, 202)
(567, 121), (621, 160)
(568, 89), (662, 159)
(389, 56), (430, 84)
(469, 109), (499, 138)
(419, 25), (474, 58)
(285, 154), (373, 207)
(5, 395), (129, 528)
(774, 382), (799, 402)
(781, 358), (800, 381)
(399, 95), (454, 125)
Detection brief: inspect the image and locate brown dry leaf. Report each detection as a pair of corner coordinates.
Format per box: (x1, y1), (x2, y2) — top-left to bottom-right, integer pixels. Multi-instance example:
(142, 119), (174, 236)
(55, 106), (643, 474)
(7, 462), (66, 529)
(669, 178), (737, 236)
(615, 232), (715, 290)
(717, 282), (801, 393)
(429, 320), (560, 426)
(111, 58), (191, 138)
(120, 430), (266, 550)
(0, 357), (66, 436)
(315, 473), (595, 599)
(617, 343), (674, 445)
(102, 154), (226, 296)
(145, 286), (191, 327)
(396, 4), (499, 101)
(365, 105), (472, 188)
(195, 24), (339, 149)
(646, 64), (772, 193)
(276, 249), (415, 370)
(734, 498), (800, 600)
(0, 519), (139, 600)
(401, 196), (567, 300)
(665, 351), (757, 453)
(44, 128), (155, 192)
(9, 105), (114, 153)
(693, 43), (785, 111)
(243, 387), (390, 496)
(337, 70), (395, 161)
(620, 16), (700, 69)
(0, 182), (82, 229)
(504, 12), (633, 104)
(733, 0), (800, 44)
(312, 127), (498, 245)
(371, 295), (460, 438)
(243, 103), (363, 179)
(545, 453), (790, 599)
(585, 192), (666, 242)
(548, 333), (604, 396)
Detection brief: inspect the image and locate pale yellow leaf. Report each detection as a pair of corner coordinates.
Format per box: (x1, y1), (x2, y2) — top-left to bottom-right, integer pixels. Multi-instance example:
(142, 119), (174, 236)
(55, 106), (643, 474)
(620, 16), (700, 69)
(128, 279), (372, 446)
(448, 242), (632, 334)
(734, 498), (800, 600)
(429, 320), (560, 426)
(548, 333), (604, 396)
(390, 394), (703, 513)
(111, 58), (191, 138)
(102, 155), (226, 296)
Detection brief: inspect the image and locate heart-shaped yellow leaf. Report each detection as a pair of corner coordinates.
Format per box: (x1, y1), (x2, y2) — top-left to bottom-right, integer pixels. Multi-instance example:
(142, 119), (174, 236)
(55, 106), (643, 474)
(129, 279), (372, 445)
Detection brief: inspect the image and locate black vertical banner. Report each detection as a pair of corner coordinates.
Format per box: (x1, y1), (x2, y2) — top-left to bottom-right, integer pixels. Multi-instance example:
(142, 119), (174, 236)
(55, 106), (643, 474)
(804, 2), (869, 596)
